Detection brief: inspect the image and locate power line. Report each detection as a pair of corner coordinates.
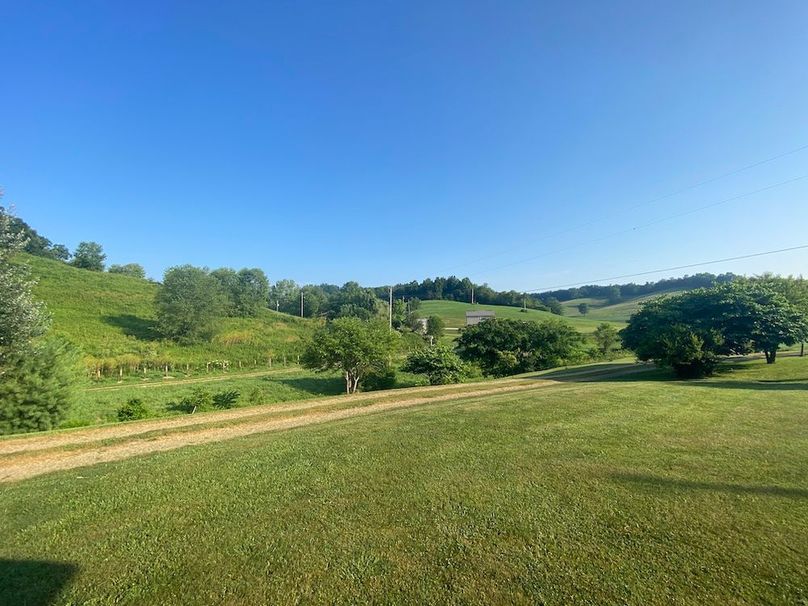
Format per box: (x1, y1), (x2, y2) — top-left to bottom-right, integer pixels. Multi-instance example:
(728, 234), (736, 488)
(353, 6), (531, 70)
(440, 142), (808, 273)
(474, 173), (808, 277)
(525, 244), (808, 293)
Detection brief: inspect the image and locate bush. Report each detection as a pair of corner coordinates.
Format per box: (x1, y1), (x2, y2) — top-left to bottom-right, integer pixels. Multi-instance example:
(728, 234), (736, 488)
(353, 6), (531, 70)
(426, 316), (445, 339)
(0, 339), (79, 435)
(170, 388), (213, 414)
(117, 398), (149, 421)
(456, 318), (583, 377)
(363, 367), (397, 391)
(213, 390), (240, 409)
(402, 344), (466, 385)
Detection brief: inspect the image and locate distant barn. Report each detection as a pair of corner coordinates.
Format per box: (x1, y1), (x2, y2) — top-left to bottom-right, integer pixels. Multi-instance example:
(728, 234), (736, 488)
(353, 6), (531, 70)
(465, 310), (495, 326)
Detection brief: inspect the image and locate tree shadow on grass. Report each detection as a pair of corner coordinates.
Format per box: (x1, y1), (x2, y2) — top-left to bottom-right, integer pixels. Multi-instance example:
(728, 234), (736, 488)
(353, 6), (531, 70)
(679, 380), (808, 391)
(524, 363), (670, 383)
(0, 559), (78, 605)
(611, 472), (808, 499)
(527, 361), (808, 390)
(270, 376), (345, 396)
(102, 314), (159, 341)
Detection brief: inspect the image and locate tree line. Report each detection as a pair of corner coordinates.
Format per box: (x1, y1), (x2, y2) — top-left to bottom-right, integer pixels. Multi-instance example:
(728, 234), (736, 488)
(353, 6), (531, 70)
(12, 208), (745, 323)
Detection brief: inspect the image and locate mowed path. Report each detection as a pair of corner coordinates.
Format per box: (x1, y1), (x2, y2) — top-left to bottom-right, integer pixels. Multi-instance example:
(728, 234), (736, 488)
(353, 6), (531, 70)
(0, 363), (645, 483)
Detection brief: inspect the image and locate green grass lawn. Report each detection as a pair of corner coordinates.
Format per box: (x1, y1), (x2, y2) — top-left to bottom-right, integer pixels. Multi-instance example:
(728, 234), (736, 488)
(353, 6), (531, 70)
(418, 300), (623, 333)
(2, 357), (806, 604)
(67, 367), (430, 427)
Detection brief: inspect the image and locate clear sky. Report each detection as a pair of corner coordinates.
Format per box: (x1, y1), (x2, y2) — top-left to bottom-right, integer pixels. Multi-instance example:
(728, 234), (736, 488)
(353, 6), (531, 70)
(2, 1), (807, 290)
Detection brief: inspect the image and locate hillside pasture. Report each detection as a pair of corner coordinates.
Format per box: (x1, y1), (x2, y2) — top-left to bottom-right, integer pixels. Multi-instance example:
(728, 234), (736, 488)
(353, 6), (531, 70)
(418, 300), (623, 333)
(561, 290), (684, 322)
(22, 254), (316, 376)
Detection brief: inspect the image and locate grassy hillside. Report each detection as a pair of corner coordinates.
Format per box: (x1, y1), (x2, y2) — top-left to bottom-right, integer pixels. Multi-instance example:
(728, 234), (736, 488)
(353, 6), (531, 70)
(2, 356), (806, 604)
(417, 300), (624, 333)
(22, 254), (315, 373)
(561, 291), (683, 322)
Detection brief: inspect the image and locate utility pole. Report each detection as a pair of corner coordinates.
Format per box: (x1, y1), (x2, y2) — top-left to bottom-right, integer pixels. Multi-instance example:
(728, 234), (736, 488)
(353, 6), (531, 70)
(471, 287), (475, 305)
(300, 290), (304, 318)
(388, 286), (393, 330)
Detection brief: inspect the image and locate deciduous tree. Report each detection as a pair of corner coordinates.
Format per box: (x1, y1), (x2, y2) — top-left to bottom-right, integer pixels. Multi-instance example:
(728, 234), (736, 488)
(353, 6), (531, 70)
(155, 265), (225, 342)
(70, 241), (106, 271)
(302, 318), (398, 393)
(402, 344), (465, 385)
(456, 318), (582, 377)
(108, 263), (146, 279)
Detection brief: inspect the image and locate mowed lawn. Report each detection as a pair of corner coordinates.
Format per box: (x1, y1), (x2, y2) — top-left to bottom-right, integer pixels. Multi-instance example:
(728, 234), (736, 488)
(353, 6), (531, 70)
(2, 358), (807, 604)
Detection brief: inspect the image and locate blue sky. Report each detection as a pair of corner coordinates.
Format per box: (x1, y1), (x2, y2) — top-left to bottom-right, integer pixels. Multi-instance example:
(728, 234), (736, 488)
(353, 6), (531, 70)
(2, 1), (807, 290)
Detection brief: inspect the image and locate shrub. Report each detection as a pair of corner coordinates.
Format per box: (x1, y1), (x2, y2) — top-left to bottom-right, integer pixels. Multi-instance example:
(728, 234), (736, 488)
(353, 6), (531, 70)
(170, 388), (213, 414)
(213, 390), (240, 409)
(426, 316), (445, 339)
(456, 318), (583, 377)
(363, 367), (397, 391)
(117, 398), (149, 421)
(402, 344), (466, 385)
(0, 339), (79, 435)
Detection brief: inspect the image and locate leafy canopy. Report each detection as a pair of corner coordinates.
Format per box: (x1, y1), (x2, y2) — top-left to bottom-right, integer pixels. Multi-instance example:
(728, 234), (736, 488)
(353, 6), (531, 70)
(108, 263), (146, 279)
(456, 318), (583, 377)
(155, 265), (226, 342)
(402, 344), (465, 385)
(70, 241), (106, 271)
(593, 323), (620, 356)
(621, 281), (808, 377)
(302, 318), (399, 393)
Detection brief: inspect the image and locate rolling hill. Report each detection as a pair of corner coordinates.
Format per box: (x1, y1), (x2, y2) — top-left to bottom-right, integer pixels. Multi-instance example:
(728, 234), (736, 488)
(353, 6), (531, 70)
(416, 299), (627, 333)
(560, 291), (683, 323)
(22, 254), (316, 374)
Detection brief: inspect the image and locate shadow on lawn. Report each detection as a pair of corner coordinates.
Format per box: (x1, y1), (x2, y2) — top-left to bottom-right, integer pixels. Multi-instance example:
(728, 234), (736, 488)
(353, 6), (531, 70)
(612, 472), (808, 499)
(270, 375), (345, 396)
(532, 362), (808, 391)
(529, 363), (669, 383)
(0, 559), (78, 605)
(102, 314), (159, 340)
(679, 380), (808, 391)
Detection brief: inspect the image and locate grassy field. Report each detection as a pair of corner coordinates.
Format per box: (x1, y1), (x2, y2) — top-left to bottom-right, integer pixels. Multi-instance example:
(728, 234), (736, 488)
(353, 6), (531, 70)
(2, 356), (806, 604)
(23, 253), (316, 373)
(561, 291), (682, 322)
(417, 300), (624, 333)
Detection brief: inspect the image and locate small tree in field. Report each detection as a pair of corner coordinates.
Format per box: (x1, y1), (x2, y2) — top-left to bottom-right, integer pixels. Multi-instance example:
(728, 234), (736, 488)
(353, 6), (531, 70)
(402, 344), (466, 385)
(577, 302), (589, 315)
(70, 241), (106, 271)
(593, 323), (619, 355)
(155, 265), (226, 342)
(0, 338), (80, 434)
(109, 263), (146, 279)
(302, 318), (399, 393)
(426, 315), (445, 339)
(0, 209), (49, 364)
(544, 297), (564, 316)
(0, 205), (77, 434)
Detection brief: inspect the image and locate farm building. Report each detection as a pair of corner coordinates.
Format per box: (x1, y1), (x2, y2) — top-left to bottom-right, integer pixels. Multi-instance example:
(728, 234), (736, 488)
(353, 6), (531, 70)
(465, 310), (495, 326)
